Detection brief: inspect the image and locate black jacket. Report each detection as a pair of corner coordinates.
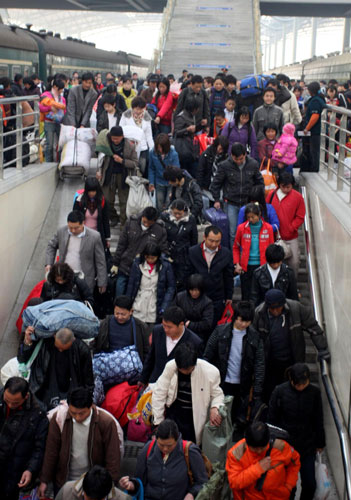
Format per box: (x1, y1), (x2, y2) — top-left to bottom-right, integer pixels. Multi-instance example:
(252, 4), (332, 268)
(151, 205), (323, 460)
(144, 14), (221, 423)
(268, 381), (325, 457)
(253, 299), (330, 363)
(173, 111), (197, 166)
(114, 215), (168, 276)
(40, 275), (94, 306)
(210, 156), (263, 206)
(140, 325), (202, 384)
(96, 108), (122, 133)
(126, 256), (176, 320)
(197, 144), (227, 190)
(169, 174), (203, 219)
(96, 92), (127, 122)
(175, 86), (210, 128)
(93, 315), (150, 362)
(161, 212), (198, 283)
(185, 243), (234, 303)
(251, 263), (299, 307)
(0, 390), (48, 495)
(73, 194), (111, 247)
(175, 290), (214, 341)
(17, 338), (94, 410)
(204, 323), (265, 398)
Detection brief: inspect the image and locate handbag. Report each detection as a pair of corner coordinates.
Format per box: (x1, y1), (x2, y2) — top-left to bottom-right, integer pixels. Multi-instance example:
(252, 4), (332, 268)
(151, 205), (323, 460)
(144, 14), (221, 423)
(260, 158), (277, 196)
(275, 229), (292, 259)
(93, 319), (143, 385)
(314, 452), (331, 500)
(1, 339), (43, 385)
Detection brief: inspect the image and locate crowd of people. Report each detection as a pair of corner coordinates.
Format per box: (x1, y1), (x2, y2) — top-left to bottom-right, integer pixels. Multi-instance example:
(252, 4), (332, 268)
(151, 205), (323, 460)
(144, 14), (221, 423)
(0, 67), (341, 500)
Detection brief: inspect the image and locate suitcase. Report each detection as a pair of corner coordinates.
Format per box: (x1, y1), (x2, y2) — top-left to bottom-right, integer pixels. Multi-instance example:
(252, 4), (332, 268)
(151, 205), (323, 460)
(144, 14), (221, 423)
(203, 208), (230, 248)
(240, 74), (272, 99)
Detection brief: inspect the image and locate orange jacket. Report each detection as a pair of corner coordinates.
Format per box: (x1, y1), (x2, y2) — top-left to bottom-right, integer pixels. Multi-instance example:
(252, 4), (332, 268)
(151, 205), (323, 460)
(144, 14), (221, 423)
(226, 438), (300, 500)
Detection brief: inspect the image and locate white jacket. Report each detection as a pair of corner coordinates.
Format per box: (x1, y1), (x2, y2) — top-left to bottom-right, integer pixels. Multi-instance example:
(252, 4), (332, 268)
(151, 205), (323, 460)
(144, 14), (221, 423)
(281, 90), (302, 125)
(119, 108), (154, 151)
(152, 359), (224, 445)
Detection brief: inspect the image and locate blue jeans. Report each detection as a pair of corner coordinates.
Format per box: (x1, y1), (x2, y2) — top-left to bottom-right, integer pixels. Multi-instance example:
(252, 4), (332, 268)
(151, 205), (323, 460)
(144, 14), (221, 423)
(44, 121), (61, 162)
(224, 202), (240, 249)
(156, 185), (170, 210)
(157, 124), (171, 135)
(115, 271), (129, 297)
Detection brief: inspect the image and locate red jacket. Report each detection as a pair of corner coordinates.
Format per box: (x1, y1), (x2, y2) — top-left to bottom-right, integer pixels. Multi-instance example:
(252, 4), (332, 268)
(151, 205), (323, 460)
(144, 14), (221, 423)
(152, 91), (174, 126)
(233, 220), (274, 271)
(268, 189), (305, 241)
(226, 438), (300, 500)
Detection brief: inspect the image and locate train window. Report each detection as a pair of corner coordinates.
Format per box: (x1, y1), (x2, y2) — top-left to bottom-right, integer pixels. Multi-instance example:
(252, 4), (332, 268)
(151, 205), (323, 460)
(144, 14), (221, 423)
(0, 65), (8, 78)
(12, 66), (21, 79)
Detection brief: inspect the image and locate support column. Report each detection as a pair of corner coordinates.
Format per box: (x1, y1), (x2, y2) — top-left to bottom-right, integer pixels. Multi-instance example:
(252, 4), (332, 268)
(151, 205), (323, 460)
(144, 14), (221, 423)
(268, 36), (272, 70)
(281, 23), (286, 66)
(274, 32), (278, 68)
(292, 17), (298, 63)
(311, 18), (317, 57)
(253, 0), (262, 74)
(343, 17), (351, 51)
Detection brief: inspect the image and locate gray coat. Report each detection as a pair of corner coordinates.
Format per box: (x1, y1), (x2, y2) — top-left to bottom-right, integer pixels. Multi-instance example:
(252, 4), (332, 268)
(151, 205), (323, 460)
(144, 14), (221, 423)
(252, 103), (284, 141)
(45, 226), (107, 291)
(63, 85), (97, 128)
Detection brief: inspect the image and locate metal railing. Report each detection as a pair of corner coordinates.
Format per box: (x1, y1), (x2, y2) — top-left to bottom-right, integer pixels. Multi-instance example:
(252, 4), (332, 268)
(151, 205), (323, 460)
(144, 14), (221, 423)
(320, 104), (351, 203)
(0, 95), (40, 180)
(302, 185), (351, 500)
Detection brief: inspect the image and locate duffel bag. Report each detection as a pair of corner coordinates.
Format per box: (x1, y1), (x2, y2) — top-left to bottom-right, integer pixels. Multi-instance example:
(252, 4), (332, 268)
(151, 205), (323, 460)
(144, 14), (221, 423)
(22, 299), (100, 339)
(240, 74), (272, 99)
(125, 176), (152, 218)
(93, 318), (142, 385)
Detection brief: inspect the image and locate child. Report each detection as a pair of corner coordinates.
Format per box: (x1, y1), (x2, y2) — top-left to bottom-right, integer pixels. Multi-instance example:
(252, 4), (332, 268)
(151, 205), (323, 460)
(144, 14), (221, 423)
(96, 94), (121, 132)
(209, 76), (227, 125)
(225, 74), (237, 99)
(233, 203), (274, 300)
(213, 110), (228, 138)
(224, 96), (236, 122)
(258, 123), (278, 163)
(271, 123), (298, 174)
(126, 243), (176, 328)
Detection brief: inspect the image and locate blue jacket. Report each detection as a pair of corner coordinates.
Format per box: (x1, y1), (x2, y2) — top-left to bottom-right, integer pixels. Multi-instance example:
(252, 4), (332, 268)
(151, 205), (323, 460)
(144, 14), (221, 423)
(237, 203), (280, 232)
(126, 256), (176, 319)
(148, 146), (180, 186)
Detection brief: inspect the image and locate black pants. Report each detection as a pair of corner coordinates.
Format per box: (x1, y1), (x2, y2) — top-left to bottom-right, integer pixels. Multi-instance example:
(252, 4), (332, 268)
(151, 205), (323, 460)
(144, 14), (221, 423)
(264, 358), (292, 403)
(212, 299), (226, 328)
(300, 135), (321, 173)
(240, 265), (259, 301)
(222, 382), (241, 423)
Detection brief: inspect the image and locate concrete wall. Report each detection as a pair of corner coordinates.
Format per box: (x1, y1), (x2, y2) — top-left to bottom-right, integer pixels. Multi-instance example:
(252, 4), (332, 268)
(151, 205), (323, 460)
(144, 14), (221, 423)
(303, 172), (351, 498)
(0, 164), (57, 340)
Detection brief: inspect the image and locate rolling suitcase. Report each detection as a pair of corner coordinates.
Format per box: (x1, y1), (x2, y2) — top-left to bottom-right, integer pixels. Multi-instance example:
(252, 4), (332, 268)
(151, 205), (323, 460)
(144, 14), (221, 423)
(203, 207), (230, 248)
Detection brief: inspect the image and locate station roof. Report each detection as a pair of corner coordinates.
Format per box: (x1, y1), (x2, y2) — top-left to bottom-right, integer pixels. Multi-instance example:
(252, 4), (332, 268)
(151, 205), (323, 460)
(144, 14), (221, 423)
(3, 0), (166, 13)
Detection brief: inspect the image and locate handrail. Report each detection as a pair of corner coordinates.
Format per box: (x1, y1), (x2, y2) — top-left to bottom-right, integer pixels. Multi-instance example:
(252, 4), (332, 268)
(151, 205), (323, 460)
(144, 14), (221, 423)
(0, 95), (40, 179)
(320, 104), (351, 203)
(301, 185), (351, 500)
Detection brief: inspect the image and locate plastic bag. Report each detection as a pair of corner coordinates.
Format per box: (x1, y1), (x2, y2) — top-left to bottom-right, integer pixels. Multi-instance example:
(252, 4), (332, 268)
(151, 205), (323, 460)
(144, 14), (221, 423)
(59, 125), (97, 149)
(314, 452), (331, 500)
(59, 139), (91, 170)
(125, 176), (152, 218)
(202, 396), (233, 467)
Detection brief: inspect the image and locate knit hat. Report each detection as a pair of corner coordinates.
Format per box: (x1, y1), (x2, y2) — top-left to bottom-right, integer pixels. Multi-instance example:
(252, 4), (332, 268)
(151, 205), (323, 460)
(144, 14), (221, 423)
(110, 125), (123, 137)
(265, 289), (286, 306)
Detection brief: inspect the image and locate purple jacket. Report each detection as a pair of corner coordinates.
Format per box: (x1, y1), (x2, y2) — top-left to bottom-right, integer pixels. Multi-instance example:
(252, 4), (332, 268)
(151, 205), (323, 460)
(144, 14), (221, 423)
(221, 121), (258, 160)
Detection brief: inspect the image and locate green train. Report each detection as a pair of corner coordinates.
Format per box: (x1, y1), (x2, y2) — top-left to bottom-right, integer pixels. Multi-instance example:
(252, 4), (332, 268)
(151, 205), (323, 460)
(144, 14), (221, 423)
(0, 23), (150, 81)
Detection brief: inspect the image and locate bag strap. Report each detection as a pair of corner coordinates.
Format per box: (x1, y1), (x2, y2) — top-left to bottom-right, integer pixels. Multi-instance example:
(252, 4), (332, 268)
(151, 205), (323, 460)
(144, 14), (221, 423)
(131, 317), (137, 346)
(255, 438), (274, 491)
(268, 188), (276, 204)
(27, 339), (44, 368)
(146, 438), (156, 458)
(182, 440), (194, 485)
(157, 154), (167, 170)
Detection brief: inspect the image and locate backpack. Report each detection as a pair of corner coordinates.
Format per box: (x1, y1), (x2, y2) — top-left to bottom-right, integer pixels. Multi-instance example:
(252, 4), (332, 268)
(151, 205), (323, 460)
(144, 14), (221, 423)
(146, 439), (212, 484)
(240, 75), (273, 99)
(101, 382), (139, 427)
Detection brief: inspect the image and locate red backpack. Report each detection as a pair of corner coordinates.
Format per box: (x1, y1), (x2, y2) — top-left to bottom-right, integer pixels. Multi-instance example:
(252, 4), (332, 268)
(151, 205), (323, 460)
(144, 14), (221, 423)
(102, 382), (139, 427)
